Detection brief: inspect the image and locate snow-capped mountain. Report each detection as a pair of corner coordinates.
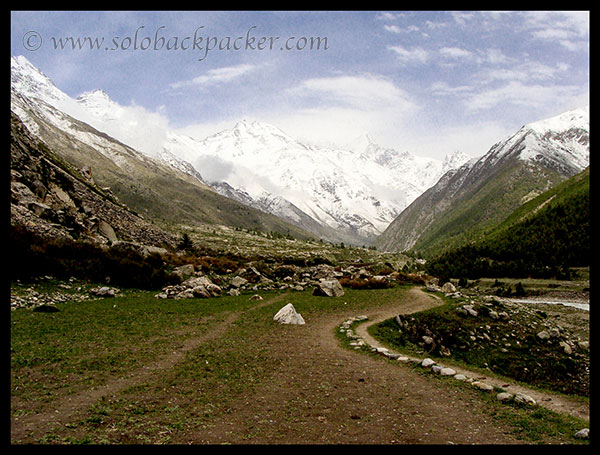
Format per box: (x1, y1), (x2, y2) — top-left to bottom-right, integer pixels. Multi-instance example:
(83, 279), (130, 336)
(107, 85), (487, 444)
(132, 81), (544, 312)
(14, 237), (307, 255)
(375, 106), (590, 253)
(11, 56), (317, 241)
(160, 121), (472, 243)
(11, 55), (472, 244)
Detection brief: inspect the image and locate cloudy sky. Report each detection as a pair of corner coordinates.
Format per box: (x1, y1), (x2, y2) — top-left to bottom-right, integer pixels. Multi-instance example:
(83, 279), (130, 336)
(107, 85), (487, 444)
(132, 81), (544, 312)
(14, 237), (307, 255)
(11, 10), (589, 159)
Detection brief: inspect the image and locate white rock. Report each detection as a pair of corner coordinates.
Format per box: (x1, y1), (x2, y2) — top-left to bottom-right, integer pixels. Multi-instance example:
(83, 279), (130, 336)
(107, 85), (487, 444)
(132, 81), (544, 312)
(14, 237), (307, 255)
(421, 358), (436, 368)
(440, 367), (456, 376)
(273, 303), (305, 325)
(431, 365), (443, 374)
(441, 282), (456, 293)
(496, 392), (514, 402)
(513, 392), (536, 406)
(472, 381), (494, 391)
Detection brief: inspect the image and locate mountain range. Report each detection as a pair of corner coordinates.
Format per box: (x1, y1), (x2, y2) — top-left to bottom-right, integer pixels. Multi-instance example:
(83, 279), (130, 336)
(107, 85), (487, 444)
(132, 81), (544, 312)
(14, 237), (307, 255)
(10, 56), (316, 243)
(11, 55), (589, 255)
(11, 55), (471, 245)
(374, 106), (589, 255)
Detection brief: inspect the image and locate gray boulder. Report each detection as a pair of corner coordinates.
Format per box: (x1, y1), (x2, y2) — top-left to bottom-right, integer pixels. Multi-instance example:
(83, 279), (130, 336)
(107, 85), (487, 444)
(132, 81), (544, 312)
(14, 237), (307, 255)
(313, 279), (344, 297)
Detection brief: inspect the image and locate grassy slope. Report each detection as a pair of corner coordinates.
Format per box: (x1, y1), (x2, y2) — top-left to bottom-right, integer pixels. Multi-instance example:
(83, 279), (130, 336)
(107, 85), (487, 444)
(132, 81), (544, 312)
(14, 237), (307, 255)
(411, 160), (565, 256)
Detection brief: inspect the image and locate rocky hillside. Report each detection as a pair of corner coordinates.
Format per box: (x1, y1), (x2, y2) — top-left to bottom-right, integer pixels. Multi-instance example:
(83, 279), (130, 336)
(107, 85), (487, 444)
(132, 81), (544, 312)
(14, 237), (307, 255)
(10, 93), (315, 242)
(10, 111), (176, 250)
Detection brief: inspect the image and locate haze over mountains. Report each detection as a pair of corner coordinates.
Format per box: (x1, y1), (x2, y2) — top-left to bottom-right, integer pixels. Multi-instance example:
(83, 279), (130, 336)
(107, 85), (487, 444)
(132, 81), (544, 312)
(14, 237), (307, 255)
(11, 55), (589, 252)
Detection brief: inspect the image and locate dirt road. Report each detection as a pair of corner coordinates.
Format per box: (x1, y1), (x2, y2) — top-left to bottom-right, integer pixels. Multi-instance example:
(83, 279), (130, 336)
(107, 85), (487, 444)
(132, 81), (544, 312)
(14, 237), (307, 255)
(11, 287), (588, 444)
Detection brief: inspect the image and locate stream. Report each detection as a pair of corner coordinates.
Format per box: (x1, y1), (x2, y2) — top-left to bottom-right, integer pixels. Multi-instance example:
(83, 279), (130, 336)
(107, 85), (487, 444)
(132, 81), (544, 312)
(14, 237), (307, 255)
(505, 298), (589, 311)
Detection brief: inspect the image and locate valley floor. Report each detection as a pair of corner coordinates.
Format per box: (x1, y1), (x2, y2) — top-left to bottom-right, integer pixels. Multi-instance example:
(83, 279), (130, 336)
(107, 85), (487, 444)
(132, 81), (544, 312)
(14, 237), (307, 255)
(11, 285), (588, 445)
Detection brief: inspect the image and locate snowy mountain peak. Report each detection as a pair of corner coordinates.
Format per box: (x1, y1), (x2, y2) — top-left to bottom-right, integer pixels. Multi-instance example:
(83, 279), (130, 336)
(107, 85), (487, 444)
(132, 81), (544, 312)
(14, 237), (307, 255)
(442, 150), (472, 173)
(76, 89), (123, 121)
(526, 106), (589, 135)
(11, 55), (67, 104)
(231, 119), (296, 140)
(77, 89), (112, 103)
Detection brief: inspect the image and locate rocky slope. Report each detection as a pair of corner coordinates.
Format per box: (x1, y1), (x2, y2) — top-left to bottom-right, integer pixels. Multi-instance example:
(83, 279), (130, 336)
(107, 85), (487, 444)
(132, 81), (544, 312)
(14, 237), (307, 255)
(10, 111), (176, 249)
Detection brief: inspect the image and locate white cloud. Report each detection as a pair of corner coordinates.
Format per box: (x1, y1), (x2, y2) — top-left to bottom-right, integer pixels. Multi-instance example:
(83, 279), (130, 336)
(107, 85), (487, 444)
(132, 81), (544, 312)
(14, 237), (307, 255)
(439, 46), (473, 60)
(170, 63), (260, 89)
(466, 80), (582, 112)
(291, 74), (414, 112)
(383, 25), (402, 34)
(388, 45), (429, 64)
(522, 11), (589, 51)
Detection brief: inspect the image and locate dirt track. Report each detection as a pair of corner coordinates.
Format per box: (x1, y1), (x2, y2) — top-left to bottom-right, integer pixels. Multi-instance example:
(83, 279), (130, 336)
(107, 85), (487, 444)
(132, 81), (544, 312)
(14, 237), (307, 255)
(11, 287), (588, 444)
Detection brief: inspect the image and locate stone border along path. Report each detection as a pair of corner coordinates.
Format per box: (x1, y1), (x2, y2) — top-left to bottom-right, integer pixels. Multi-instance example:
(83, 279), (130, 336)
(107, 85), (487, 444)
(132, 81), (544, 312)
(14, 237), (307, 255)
(339, 292), (590, 424)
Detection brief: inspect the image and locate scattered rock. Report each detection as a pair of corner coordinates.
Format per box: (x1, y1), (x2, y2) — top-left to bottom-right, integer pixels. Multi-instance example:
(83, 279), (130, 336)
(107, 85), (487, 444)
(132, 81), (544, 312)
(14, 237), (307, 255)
(230, 276), (248, 288)
(513, 392), (536, 406)
(90, 286), (118, 297)
(441, 282), (456, 293)
(472, 381), (494, 392)
(173, 264), (195, 281)
(574, 428), (589, 440)
(421, 358), (436, 368)
(440, 367), (456, 376)
(313, 278), (344, 297)
(462, 304), (478, 317)
(537, 330), (550, 340)
(155, 275), (221, 299)
(273, 303), (305, 325)
(496, 392), (514, 402)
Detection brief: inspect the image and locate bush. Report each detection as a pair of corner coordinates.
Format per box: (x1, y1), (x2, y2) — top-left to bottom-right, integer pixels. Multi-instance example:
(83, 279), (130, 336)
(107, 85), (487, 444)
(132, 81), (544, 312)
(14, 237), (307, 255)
(9, 225), (178, 289)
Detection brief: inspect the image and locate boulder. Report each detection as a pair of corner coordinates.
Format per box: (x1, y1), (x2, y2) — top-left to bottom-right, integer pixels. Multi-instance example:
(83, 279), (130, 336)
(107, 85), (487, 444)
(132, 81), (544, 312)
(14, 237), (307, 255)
(155, 275), (221, 299)
(441, 282), (456, 293)
(472, 381), (494, 392)
(440, 367), (456, 376)
(239, 266), (263, 283)
(313, 279), (344, 297)
(496, 392), (514, 403)
(513, 392), (536, 406)
(230, 276), (248, 288)
(173, 264), (195, 281)
(90, 286), (117, 297)
(273, 303), (305, 325)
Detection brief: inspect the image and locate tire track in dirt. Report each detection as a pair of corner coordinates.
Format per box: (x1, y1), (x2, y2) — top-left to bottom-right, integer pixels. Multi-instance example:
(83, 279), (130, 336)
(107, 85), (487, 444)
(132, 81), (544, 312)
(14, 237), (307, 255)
(11, 294), (289, 442)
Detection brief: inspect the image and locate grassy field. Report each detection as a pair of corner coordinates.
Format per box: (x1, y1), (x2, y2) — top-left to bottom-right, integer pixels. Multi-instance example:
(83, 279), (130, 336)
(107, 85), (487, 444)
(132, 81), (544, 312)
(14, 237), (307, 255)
(11, 280), (589, 444)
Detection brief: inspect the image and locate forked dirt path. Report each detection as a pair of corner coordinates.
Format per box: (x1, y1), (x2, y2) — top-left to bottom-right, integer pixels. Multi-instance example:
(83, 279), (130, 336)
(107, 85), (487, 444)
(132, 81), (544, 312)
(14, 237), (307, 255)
(11, 288), (588, 444)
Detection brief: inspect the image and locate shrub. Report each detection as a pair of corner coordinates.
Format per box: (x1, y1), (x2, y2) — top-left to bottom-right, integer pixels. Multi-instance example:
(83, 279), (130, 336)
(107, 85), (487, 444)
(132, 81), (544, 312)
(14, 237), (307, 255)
(9, 225), (178, 289)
